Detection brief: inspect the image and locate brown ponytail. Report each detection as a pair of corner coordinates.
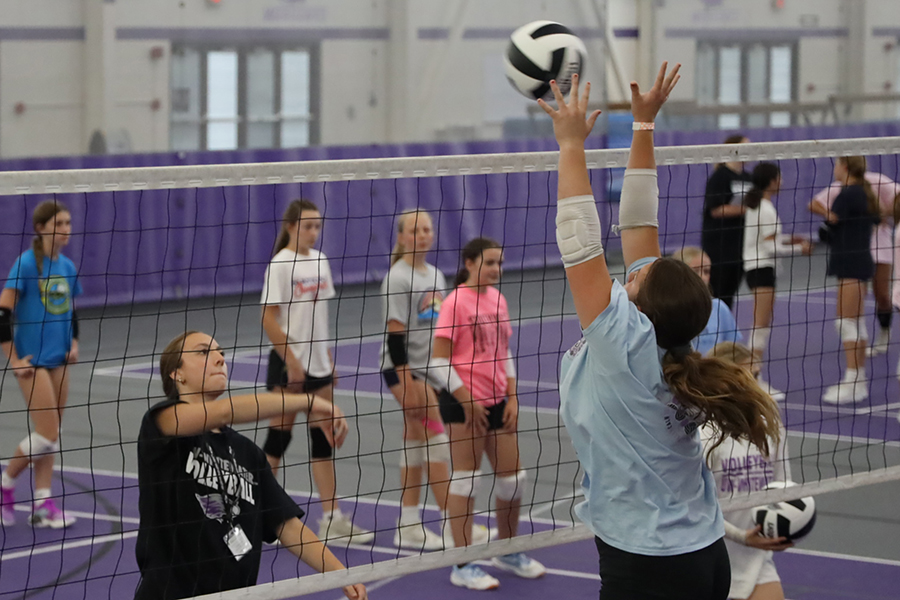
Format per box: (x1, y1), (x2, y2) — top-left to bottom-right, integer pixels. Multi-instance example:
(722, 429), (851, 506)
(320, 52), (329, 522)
(636, 258), (782, 459)
(273, 199), (319, 256)
(159, 330), (200, 400)
(31, 200), (69, 273)
(840, 157), (880, 222)
(743, 162), (780, 211)
(454, 237), (501, 287)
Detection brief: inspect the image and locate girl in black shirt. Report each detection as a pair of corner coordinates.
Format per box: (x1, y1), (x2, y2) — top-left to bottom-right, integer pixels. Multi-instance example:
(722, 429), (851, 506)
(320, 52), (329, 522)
(702, 135), (753, 310)
(135, 330), (367, 600)
(821, 157), (881, 405)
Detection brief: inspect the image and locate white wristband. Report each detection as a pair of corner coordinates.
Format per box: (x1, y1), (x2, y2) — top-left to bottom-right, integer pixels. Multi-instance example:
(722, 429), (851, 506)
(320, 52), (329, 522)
(556, 195), (605, 268)
(632, 122), (655, 131)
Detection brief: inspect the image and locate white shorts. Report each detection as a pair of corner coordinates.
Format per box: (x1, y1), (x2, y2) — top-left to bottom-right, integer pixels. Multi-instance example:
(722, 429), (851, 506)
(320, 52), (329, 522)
(729, 551), (780, 600)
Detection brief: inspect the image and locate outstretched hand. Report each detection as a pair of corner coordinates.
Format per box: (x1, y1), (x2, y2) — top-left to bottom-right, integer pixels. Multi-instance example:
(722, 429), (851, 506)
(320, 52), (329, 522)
(631, 61), (681, 123)
(537, 74), (602, 147)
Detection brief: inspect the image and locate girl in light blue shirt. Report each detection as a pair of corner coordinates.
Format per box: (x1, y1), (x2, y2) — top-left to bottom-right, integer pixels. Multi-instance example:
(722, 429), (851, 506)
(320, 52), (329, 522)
(538, 65), (782, 600)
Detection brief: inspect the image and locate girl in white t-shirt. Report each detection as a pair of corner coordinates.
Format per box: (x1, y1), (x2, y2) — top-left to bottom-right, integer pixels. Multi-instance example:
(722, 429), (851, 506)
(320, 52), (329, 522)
(260, 199), (373, 545)
(703, 342), (793, 600)
(742, 163), (811, 399)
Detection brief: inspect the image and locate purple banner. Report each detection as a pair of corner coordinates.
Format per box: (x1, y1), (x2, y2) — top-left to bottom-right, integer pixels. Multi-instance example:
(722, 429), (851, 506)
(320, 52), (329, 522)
(1, 122), (898, 308)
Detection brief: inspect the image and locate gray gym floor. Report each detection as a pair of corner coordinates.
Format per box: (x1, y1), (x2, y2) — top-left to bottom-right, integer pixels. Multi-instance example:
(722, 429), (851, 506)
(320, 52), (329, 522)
(1, 247), (898, 573)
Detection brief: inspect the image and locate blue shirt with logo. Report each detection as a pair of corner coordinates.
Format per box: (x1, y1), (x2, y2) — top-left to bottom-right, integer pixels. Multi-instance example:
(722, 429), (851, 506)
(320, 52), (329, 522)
(693, 298), (742, 357)
(559, 280), (724, 556)
(4, 249), (82, 367)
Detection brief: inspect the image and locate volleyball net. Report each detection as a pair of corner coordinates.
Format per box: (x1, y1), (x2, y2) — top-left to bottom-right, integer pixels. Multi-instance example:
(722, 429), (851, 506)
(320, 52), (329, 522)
(1, 136), (900, 599)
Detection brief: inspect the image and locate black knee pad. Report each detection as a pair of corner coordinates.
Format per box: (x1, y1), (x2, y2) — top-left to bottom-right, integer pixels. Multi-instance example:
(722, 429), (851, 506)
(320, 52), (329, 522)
(309, 426), (333, 459)
(263, 427), (293, 458)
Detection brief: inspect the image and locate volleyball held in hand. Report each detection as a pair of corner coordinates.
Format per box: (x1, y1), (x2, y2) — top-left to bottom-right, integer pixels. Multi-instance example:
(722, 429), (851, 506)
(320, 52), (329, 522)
(504, 20), (586, 100)
(753, 481), (817, 542)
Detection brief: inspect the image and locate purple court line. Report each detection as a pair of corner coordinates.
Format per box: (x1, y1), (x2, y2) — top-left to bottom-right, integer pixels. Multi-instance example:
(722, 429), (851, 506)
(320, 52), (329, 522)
(2, 467), (899, 600)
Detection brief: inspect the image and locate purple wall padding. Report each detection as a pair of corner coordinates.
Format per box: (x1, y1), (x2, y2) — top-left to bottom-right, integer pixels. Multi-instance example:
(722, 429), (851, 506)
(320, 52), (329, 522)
(2, 123), (898, 308)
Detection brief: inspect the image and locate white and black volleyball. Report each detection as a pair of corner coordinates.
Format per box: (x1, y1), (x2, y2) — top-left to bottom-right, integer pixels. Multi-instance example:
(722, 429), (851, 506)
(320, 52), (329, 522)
(752, 481), (817, 542)
(504, 21), (587, 100)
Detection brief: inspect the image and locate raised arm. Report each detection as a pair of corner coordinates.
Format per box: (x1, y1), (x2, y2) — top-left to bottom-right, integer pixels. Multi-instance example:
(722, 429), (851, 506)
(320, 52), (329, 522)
(537, 74), (611, 329)
(619, 62), (681, 268)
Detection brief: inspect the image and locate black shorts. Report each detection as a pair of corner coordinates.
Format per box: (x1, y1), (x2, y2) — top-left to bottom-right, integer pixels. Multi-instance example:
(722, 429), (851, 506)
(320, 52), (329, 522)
(265, 350), (333, 393)
(595, 536), (730, 600)
(438, 391), (506, 431)
(745, 267), (776, 289)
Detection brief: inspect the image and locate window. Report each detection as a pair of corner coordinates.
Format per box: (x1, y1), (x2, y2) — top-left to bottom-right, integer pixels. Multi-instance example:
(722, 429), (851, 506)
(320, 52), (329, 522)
(170, 46), (316, 151)
(696, 41), (796, 129)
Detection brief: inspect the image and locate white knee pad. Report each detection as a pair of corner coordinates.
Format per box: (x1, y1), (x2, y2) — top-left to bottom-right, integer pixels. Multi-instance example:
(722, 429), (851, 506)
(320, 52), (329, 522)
(18, 432), (58, 458)
(448, 470), (482, 498)
(749, 327), (770, 355)
(857, 317), (869, 342)
(426, 433), (450, 464)
(837, 317), (866, 343)
(399, 439), (427, 469)
(495, 470), (527, 501)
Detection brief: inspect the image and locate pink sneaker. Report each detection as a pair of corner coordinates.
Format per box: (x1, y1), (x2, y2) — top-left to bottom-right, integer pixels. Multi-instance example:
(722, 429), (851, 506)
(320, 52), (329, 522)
(29, 498), (75, 529)
(0, 486), (15, 526)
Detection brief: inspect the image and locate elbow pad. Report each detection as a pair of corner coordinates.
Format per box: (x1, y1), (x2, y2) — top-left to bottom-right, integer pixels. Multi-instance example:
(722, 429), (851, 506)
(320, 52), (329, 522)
(505, 349), (516, 379)
(614, 169), (659, 232)
(556, 195), (605, 268)
(429, 356), (465, 394)
(387, 332), (409, 367)
(0, 308), (11, 344)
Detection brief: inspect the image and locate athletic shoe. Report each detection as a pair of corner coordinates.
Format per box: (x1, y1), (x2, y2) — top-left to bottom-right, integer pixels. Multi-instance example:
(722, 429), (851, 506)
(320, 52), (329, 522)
(867, 329), (890, 357)
(0, 486), (15, 526)
(758, 379), (785, 402)
(450, 564), (500, 590)
(29, 498), (75, 529)
(317, 513), (375, 545)
(491, 553), (547, 579)
(822, 380), (868, 405)
(393, 521), (444, 551)
(442, 523), (492, 548)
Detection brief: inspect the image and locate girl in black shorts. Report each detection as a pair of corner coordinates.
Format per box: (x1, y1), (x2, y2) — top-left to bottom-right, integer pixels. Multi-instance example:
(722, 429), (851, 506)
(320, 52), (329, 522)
(821, 157), (881, 404)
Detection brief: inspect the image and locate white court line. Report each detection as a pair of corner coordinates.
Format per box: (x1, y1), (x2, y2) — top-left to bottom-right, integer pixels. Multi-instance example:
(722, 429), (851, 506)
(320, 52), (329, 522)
(786, 547), (900, 567)
(0, 530), (138, 562)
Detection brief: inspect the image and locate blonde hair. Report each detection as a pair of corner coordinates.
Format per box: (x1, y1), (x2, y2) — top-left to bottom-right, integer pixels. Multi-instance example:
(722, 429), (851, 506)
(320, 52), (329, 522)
(636, 259), (782, 460)
(390, 209), (431, 266)
(273, 199), (319, 256)
(707, 341), (755, 365)
(670, 246), (705, 266)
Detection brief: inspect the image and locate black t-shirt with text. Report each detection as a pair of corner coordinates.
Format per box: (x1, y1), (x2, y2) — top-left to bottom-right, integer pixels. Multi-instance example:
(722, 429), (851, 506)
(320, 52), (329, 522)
(134, 398), (304, 600)
(701, 166), (753, 259)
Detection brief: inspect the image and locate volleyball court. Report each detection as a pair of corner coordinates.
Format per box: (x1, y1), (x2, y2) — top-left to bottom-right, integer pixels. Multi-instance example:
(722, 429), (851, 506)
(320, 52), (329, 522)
(2, 137), (900, 600)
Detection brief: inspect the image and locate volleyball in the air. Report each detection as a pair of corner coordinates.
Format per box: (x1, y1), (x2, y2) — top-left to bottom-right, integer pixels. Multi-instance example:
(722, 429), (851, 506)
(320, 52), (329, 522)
(752, 481), (817, 542)
(504, 21), (586, 100)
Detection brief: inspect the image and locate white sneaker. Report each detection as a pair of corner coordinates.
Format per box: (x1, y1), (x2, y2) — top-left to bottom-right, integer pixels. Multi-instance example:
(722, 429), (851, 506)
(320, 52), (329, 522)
(393, 521), (444, 551)
(867, 329), (890, 357)
(442, 523), (491, 548)
(491, 552), (547, 579)
(758, 379), (785, 402)
(29, 498), (75, 529)
(317, 513), (375, 545)
(822, 380), (868, 405)
(450, 564), (500, 590)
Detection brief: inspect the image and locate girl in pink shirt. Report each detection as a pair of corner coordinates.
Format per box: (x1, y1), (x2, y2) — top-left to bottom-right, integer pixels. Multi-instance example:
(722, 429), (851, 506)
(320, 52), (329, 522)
(432, 237), (545, 590)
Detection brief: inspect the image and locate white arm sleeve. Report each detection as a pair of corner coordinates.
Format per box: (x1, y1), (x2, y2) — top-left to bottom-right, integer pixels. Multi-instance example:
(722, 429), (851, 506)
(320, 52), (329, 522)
(429, 356), (465, 393)
(505, 349), (516, 379)
(555, 195), (604, 268)
(614, 168), (659, 232)
(724, 520), (748, 544)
